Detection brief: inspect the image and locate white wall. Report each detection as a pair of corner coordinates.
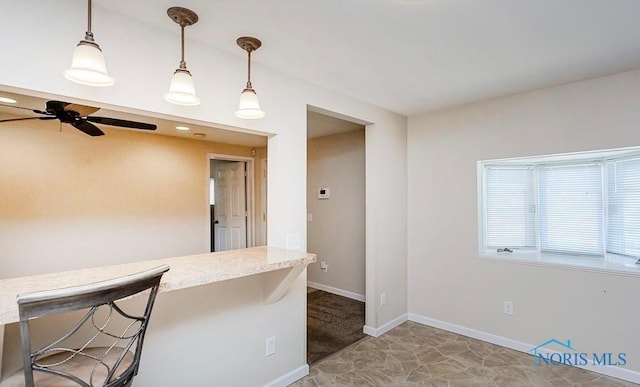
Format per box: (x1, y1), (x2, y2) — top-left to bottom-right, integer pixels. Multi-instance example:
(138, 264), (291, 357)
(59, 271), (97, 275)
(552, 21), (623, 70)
(307, 130), (365, 297)
(408, 69), (640, 374)
(0, 1), (407, 384)
(364, 121), (408, 328)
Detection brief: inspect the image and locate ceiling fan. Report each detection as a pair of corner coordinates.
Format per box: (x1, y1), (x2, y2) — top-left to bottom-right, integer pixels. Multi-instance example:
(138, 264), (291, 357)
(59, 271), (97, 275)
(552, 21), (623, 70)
(0, 100), (157, 137)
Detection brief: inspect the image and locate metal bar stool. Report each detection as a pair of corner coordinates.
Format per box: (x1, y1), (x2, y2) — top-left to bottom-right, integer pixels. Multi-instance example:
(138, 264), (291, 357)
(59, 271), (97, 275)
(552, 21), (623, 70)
(0, 265), (169, 387)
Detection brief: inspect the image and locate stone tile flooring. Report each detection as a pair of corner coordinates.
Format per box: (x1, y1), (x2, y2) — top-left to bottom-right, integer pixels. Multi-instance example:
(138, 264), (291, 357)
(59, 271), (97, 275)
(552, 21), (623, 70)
(291, 321), (638, 386)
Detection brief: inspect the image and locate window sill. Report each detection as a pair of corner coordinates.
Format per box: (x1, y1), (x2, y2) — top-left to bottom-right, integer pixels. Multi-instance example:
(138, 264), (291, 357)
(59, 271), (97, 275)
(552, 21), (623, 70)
(479, 250), (640, 277)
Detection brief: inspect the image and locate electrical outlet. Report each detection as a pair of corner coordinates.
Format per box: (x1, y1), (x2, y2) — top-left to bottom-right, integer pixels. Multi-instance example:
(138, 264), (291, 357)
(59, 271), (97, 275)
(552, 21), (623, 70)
(320, 261), (328, 272)
(266, 336), (276, 356)
(380, 292), (386, 306)
(504, 301), (514, 315)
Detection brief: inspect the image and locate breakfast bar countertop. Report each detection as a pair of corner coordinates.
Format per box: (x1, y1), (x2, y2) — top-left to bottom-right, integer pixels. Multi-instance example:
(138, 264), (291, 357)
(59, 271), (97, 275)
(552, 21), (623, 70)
(0, 246), (316, 325)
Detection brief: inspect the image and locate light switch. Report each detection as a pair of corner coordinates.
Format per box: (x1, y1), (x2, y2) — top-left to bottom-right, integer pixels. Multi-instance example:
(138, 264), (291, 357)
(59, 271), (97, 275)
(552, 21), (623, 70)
(266, 336), (276, 356)
(286, 233), (301, 250)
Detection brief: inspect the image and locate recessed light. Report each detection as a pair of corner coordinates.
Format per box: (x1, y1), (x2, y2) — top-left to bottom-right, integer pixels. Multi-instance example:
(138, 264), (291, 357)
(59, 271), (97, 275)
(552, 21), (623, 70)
(175, 125), (190, 131)
(193, 133), (206, 138)
(0, 96), (17, 104)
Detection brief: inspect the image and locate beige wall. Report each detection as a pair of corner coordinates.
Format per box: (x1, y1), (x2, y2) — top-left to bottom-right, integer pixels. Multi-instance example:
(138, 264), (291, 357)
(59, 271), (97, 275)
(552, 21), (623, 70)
(0, 122), (261, 277)
(407, 69), (640, 374)
(307, 129), (365, 297)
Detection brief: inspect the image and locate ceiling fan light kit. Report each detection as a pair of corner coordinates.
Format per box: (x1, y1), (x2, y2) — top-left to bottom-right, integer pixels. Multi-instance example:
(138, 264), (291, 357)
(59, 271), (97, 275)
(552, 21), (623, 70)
(163, 7), (201, 106)
(64, 0), (114, 87)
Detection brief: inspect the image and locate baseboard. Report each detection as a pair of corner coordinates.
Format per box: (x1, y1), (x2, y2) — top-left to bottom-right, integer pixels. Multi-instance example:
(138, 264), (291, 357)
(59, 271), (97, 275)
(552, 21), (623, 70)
(263, 364), (309, 387)
(307, 281), (365, 302)
(408, 313), (640, 384)
(363, 313), (408, 337)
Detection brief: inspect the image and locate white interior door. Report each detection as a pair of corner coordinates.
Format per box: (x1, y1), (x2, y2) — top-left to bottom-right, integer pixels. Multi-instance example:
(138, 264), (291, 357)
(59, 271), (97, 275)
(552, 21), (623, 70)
(213, 161), (247, 251)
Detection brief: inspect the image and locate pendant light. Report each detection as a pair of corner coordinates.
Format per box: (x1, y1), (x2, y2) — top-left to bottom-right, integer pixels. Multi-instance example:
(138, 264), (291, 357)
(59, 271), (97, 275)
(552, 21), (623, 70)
(163, 7), (200, 106)
(63, 0), (114, 87)
(235, 37), (265, 119)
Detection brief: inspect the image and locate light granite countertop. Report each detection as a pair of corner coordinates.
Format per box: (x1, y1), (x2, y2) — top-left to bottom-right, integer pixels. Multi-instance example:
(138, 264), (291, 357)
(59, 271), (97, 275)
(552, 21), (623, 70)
(0, 246), (316, 325)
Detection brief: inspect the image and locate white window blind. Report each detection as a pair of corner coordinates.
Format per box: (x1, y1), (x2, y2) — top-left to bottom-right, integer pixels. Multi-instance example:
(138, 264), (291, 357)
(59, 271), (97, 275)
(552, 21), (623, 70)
(538, 164), (603, 256)
(485, 166), (535, 249)
(607, 158), (640, 257)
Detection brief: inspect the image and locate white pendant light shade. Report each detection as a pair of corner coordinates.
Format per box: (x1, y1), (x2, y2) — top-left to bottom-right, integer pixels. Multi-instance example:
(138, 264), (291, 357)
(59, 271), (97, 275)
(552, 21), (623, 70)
(235, 88), (265, 119)
(164, 69), (201, 106)
(63, 42), (114, 87)
(64, 0), (114, 87)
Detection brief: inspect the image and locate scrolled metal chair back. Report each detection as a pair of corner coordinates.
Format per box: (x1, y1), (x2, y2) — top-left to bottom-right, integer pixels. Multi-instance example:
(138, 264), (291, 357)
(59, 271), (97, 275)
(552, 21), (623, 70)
(14, 265), (169, 387)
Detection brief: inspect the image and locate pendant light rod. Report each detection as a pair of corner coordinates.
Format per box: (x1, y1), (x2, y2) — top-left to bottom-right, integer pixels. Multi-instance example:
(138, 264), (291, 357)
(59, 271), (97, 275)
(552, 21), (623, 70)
(246, 50), (252, 88)
(237, 37), (262, 89)
(87, 0), (92, 34)
(84, 0), (95, 43)
(180, 25), (186, 69)
(167, 7), (198, 69)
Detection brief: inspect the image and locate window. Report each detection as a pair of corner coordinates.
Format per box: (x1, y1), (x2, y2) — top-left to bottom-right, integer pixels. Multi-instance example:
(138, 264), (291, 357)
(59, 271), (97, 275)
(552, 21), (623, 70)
(479, 148), (640, 273)
(607, 158), (640, 257)
(209, 178), (215, 205)
(484, 167), (535, 249)
(538, 163), (603, 256)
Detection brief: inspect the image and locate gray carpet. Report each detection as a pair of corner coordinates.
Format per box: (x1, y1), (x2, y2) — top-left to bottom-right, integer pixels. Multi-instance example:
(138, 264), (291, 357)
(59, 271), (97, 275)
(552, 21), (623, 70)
(307, 289), (366, 364)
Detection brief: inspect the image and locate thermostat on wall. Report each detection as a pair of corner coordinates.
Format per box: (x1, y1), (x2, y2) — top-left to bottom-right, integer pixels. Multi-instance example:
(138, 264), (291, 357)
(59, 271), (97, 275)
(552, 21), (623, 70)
(317, 187), (331, 199)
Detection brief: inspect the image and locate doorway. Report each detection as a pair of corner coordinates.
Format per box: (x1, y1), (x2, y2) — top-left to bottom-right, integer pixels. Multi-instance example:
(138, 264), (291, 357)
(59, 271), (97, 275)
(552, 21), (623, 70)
(209, 154), (256, 252)
(306, 110), (366, 363)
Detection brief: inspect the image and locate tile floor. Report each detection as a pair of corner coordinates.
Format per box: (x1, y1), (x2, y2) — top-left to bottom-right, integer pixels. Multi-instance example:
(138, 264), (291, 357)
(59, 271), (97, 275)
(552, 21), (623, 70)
(291, 321), (638, 386)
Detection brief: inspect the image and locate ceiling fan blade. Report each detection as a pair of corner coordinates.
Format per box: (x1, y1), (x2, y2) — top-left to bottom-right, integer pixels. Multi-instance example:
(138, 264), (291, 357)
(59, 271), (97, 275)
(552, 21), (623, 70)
(0, 116), (56, 123)
(65, 103), (99, 117)
(0, 104), (48, 114)
(71, 120), (105, 137)
(86, 116), (157, 131)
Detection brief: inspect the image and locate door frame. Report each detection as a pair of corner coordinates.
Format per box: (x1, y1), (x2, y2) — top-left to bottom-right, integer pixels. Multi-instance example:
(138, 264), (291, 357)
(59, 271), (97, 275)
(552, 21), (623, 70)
(259, 157), (267, 246)
(208, 153), (256, 249)
(306, 106), (372, 334)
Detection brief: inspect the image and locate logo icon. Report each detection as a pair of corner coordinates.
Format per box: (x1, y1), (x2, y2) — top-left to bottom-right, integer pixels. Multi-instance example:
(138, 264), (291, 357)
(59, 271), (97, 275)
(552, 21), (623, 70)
(529, 338), (626, 368)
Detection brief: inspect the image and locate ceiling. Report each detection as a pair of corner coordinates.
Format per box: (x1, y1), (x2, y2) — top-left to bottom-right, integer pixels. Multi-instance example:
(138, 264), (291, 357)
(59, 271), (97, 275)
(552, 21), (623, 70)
(307, 111), (364, 139)
(96, 0), (640, 116)
(0, 90), (268, 147)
